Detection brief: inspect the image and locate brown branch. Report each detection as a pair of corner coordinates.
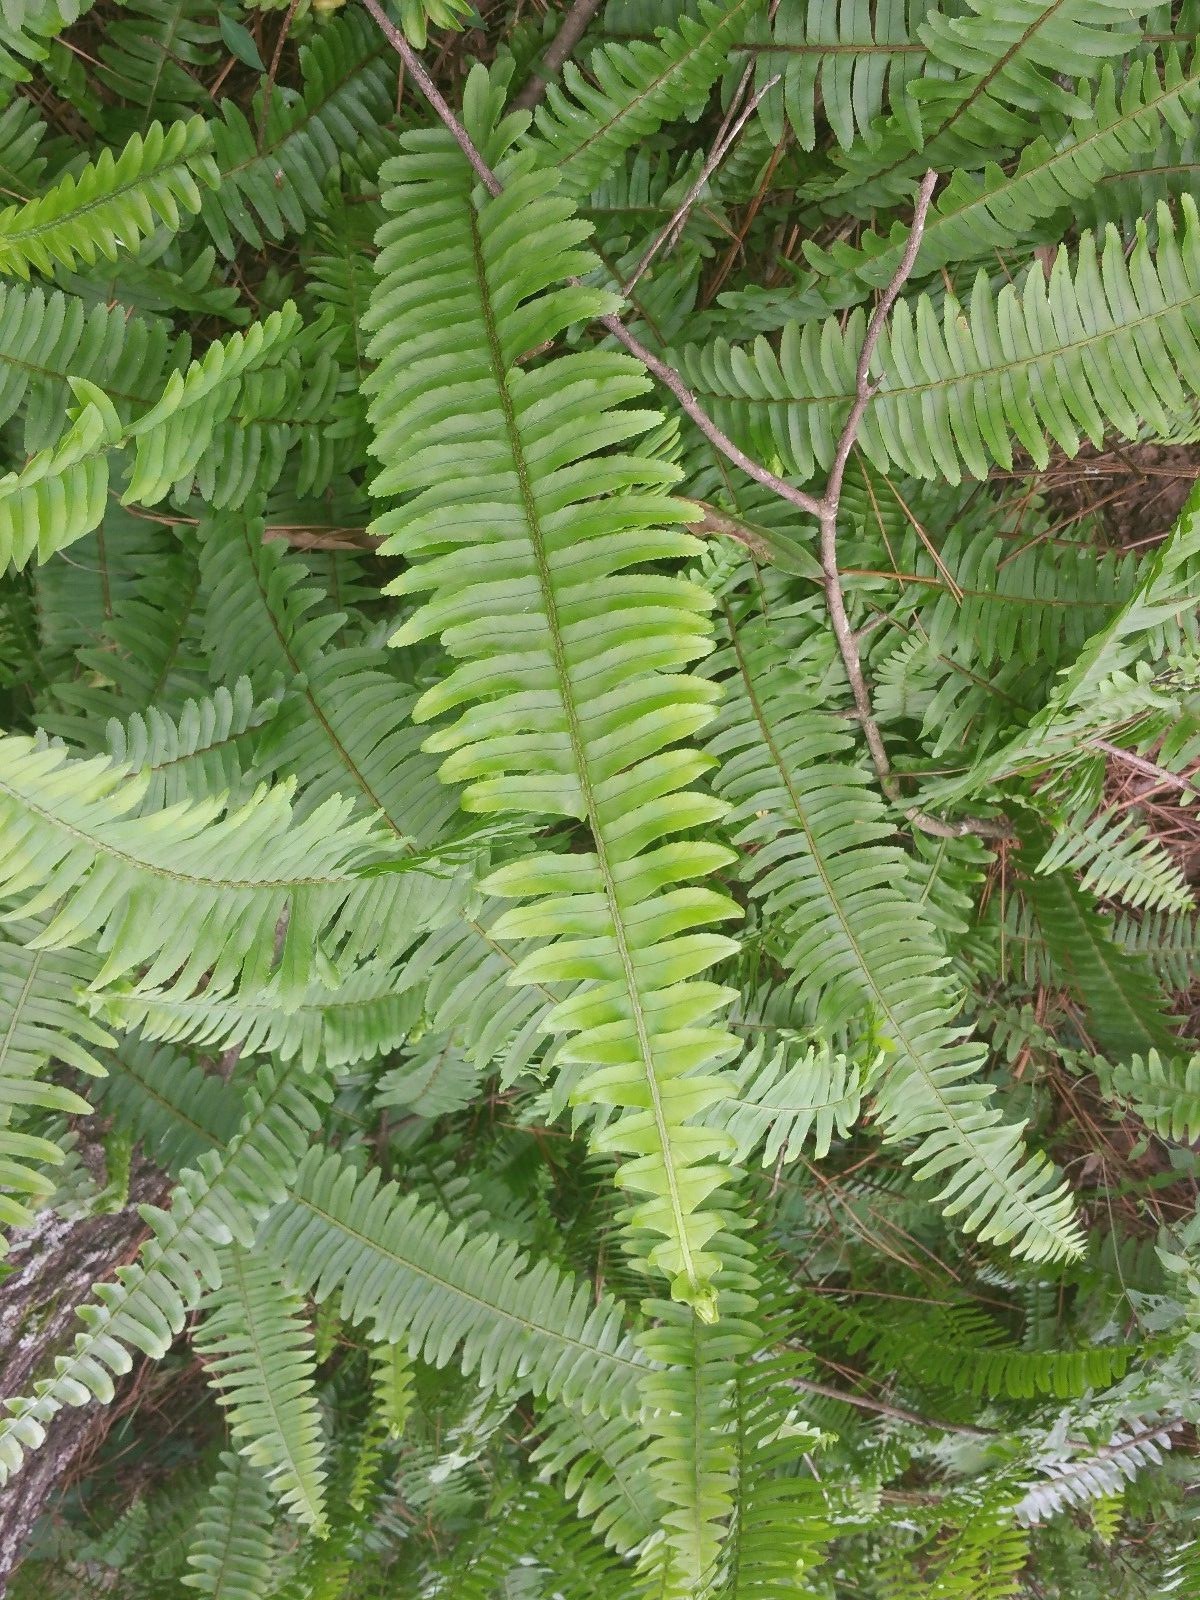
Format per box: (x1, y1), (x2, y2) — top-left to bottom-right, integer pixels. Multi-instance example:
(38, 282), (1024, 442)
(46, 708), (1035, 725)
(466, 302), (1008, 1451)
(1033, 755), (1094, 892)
(360, 12), (1005, 839)
(511, 0), (605, 112)
(1090, 737), (1200, 800)
(359, 0), (825, 521)
(789, 1373), (999, 1439)
(623, 66), (776, 295)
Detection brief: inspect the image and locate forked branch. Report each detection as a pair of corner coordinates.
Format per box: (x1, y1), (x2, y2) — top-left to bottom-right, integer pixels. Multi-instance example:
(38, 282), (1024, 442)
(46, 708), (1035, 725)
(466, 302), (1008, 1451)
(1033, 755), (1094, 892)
(361, 5), (1006, 839)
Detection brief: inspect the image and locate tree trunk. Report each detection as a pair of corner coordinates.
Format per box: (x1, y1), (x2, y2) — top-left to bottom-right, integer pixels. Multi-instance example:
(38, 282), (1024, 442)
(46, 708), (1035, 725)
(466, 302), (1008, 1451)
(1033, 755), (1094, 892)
(0, 1153), (169, 1591)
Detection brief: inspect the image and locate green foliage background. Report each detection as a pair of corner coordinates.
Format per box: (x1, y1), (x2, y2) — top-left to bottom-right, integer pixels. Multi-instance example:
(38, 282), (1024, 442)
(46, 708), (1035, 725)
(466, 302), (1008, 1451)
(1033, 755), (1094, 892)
(0, 0), (1198, 1593)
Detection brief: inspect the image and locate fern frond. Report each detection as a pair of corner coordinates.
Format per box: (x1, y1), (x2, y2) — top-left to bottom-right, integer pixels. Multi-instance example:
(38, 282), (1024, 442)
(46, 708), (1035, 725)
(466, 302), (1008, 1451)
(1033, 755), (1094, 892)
(1015, 1420), (1179, 1525)
(1036, 806), (1194, 913)
(0, 118), (216, 279)
(683, 198), (1200, 483)
(1019, 864), (1176, 1057)
(103, 678), (276, 810)
(710, 1031), (868, 1167)
(806, 54), (1200, 295)
(369, 1336), (414, 1439)
(529, 0), (762, 197)
(196, 1245), (328, 1532)
(201, 12), (391, 255)
(705, 616), (1082, 1262)
(96, 0), (220, 126)
(96, 958), (422, 1072)
(0, 1061), (329, 1485)
(744, 0), (929, 151)
(532, 1402), (659, 1553)
(824, 0), (1150, 208)
(263, 1144), (645, 1417)
(364, 67), (743, 1313)
(182, 1451), (276, 1599)
(1096, 1049), (1200, 1143)
(0, 731), (419, 1001)
(0, 922), (107, 1233)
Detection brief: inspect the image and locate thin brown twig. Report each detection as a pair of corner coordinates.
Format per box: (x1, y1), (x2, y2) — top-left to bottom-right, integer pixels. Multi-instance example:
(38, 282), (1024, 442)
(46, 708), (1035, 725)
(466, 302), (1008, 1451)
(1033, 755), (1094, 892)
(623, 66), (777, 294)
(511, 0), (606, 112)
(361, 9), (1006, 840)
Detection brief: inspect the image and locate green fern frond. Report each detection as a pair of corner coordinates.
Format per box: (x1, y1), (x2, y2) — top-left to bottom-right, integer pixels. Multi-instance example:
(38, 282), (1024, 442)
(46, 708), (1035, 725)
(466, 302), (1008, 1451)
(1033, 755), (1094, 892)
(532, 1402), (659, 1553)
(196, 1245), (328, 1532)
(744, 0), (929, 151)
(0, 922), (107, 1233)
(824, 0), (1150, 208)
(364, 66), (743, 1313)
(369, 1336), (414, 1439)
(182, 1451), (276, 1600)
(710, 1031), (868, 1167)
(705, 615), (1082, 1262)
(0, 1061), (329, 1486)
(1019, 863), (1176, 1056)
(264, 1144), (646, 1417)
(529, 0), (762, 197)
(201, 12), (391, 255)
(1096, 1049), (1200, 1143)
(1036, 806), (1194, 913)
(0, 731), (421, 1001)
(683, 198), (1200, 483)
(96, 958), (423, 1072)
(103, 678), (276, 810)
(96, 0), (220, 126)
(0, 118), (217, 279)
(806, 54), (1200, 294)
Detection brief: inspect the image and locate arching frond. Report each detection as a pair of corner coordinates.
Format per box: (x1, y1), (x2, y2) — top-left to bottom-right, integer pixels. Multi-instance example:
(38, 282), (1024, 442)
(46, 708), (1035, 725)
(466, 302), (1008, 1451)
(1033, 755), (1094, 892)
(682, 199), (1200, 483)
(263, 1144), (645, 1417)
(1096, 1049), (1200, 1143)
(0, 1061), (329, 1486)
(0, 118), (216, 279)
(528, 0), (761, 197)
(705, 610), (1081, 1261)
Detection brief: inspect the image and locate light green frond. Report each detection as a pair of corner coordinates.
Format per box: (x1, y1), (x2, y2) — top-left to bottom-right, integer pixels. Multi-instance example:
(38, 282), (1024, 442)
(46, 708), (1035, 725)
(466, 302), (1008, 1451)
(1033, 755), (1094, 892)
(637, 1295), (750, 1599)
(196, 1245), (328, 1532)
(1036, 806), (1194, 913)
(1096, 1049), (1200, 1144)
(182, 1451), (276, 1600)
(1015, 1421), (1179, 1525)
(369, 1336), (414, 1439)
(709, 1032), (868, 1168)
(528, 0), (762, 197)
(96, 959), (423, 1072)
(705, 616), (1082, 1262)
(262, 1144), (646, 1417)
(0, 731), (416, 1001)
(0, 921), (108, 1234)
(103, 678), (276, 810)
(363, 67), (744, 1313)
(532, 1402), (660, 1554)
(682, 199), (1200, 484)
(0, 117), (217, 279)
(0, 1061), (329, 1486)
(374, 1036), (482, 1118)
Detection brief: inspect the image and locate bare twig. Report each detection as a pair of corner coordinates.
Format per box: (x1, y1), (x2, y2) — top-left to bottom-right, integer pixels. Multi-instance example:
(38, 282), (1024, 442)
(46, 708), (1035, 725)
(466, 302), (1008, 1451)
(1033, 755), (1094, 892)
(362, 11), (1005, 838)
(623, 66), (777, 295)
(813, 174), (1008, 841)
(361, 0), (825, 518)
(511, 0), (605, 112)
(1090, 737), (1200, 800)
